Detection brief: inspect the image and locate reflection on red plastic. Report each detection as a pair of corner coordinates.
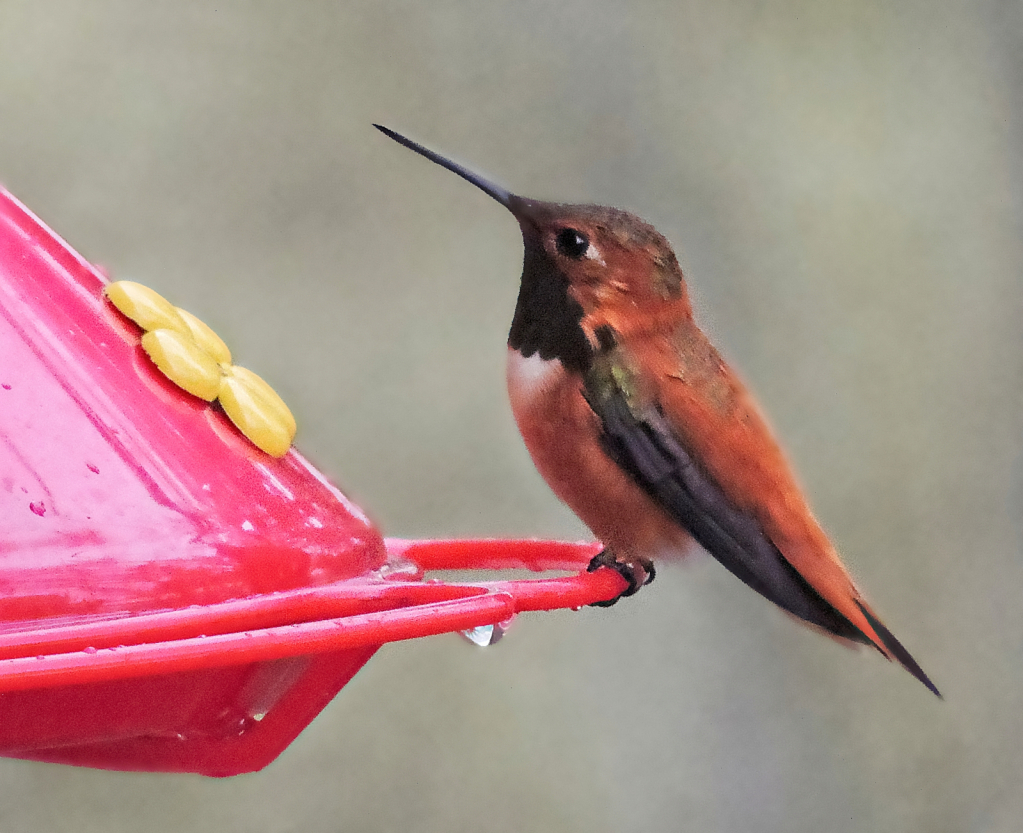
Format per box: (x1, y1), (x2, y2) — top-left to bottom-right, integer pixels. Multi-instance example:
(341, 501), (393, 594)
(0, 186), (624, 776)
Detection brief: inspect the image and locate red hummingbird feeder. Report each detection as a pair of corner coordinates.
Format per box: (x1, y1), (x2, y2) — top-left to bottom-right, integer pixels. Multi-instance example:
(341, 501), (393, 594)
(0, 186), (624, 777)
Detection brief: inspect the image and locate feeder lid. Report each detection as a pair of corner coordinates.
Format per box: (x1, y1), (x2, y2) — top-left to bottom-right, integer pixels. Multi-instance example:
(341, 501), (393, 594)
(0, 187), (387, 628)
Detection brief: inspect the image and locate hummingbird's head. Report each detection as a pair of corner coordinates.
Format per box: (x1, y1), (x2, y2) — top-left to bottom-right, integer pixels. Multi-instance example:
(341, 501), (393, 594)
(375, 125), (693, 363)
(505, 198), (693, 340)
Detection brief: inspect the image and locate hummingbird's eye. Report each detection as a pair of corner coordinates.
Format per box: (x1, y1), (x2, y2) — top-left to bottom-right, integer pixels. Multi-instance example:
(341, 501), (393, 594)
(555, 228), (590, 259)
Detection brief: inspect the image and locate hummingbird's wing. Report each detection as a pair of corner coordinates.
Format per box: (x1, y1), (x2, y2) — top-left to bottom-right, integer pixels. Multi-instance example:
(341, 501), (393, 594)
(582, 351), (939, 696)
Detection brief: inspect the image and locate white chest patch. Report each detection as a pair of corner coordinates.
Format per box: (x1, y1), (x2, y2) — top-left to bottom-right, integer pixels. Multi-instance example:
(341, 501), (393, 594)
(506, 349), (563, 409)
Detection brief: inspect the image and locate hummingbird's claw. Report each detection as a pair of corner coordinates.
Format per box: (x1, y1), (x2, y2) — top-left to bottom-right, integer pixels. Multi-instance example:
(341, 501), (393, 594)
(587, 551), (655, 607)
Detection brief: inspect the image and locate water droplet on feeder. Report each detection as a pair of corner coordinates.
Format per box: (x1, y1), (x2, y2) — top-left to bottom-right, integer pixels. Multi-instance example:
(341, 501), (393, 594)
(460, 615), (516, 647)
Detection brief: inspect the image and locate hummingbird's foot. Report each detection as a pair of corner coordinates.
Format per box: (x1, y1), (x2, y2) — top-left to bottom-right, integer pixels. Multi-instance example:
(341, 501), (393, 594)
(586, 551), (655, 607)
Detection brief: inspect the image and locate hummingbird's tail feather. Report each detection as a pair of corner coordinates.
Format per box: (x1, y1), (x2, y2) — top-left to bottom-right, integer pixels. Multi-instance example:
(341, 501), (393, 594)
(855, 600), (941, 697)
(586, 375), (941, 696)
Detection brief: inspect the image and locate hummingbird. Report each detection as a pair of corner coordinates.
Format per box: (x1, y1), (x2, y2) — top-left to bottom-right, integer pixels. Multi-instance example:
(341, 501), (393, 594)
(375, 124), (939, 697)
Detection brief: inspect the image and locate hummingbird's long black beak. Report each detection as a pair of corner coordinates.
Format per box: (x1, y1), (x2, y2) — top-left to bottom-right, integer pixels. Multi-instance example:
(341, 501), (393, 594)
(374, 124), (515, 209)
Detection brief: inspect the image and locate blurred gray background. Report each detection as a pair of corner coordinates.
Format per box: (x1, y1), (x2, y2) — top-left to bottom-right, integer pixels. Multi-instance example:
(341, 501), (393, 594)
(1, 2), (1020, 831)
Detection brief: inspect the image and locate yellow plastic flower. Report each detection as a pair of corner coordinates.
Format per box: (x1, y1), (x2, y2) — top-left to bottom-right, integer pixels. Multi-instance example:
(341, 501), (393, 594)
(104, 280), (296, 457)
